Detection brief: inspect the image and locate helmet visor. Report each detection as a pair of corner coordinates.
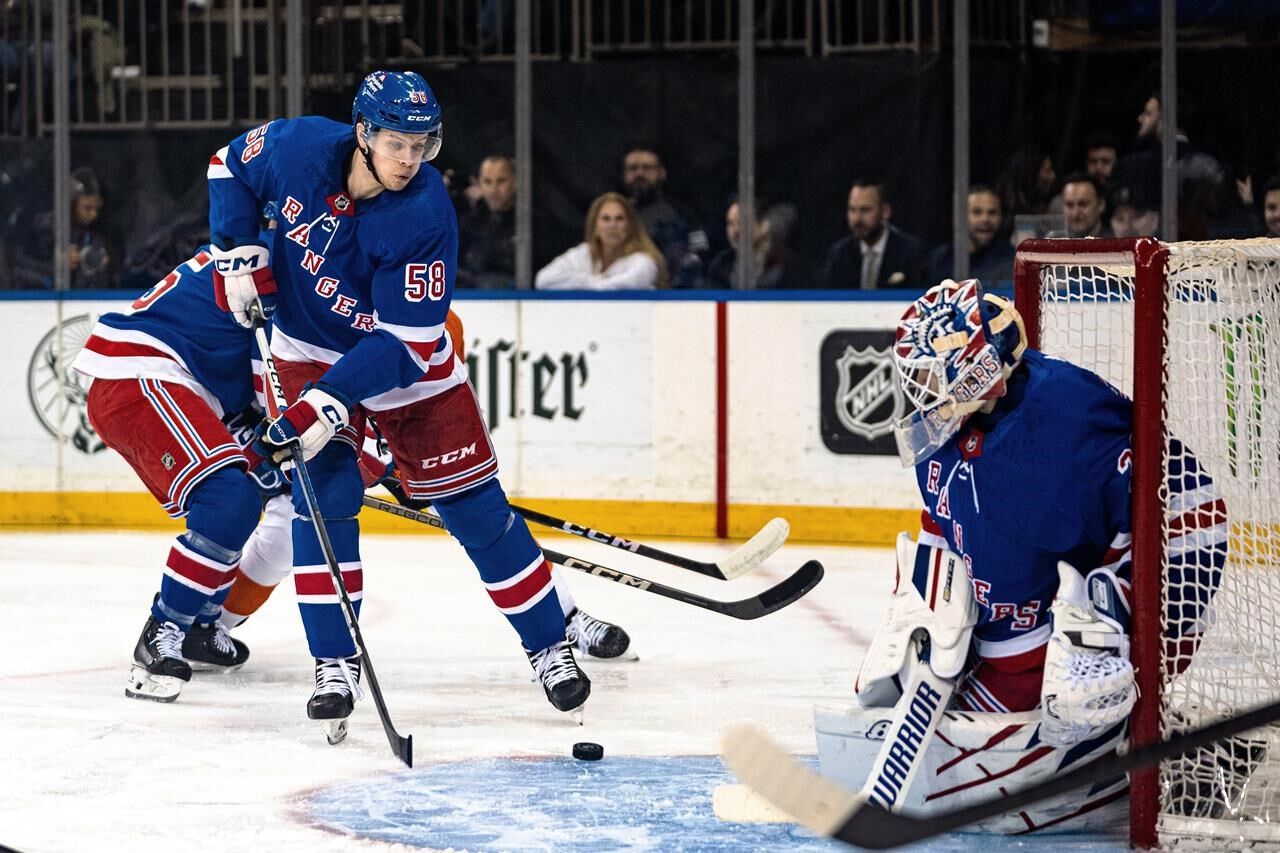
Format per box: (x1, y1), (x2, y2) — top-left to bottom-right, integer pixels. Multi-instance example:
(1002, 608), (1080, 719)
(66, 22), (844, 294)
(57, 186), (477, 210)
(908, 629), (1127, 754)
(362, 123), (443, 163)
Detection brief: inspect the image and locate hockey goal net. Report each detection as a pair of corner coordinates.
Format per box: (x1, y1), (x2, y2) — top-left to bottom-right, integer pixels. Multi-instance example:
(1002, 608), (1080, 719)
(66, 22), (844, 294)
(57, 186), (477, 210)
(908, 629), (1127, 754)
(1014, 237), (1280, 848)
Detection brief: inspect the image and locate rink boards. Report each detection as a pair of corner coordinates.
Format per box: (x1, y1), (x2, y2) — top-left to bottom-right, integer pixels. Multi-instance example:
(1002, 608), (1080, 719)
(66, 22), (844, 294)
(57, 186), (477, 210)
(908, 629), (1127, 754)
(0, 292), (925, 543)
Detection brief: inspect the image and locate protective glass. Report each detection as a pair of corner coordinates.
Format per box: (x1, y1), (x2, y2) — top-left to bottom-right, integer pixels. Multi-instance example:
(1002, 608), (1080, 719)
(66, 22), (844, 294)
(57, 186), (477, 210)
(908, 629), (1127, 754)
(362, 122), (443, 163)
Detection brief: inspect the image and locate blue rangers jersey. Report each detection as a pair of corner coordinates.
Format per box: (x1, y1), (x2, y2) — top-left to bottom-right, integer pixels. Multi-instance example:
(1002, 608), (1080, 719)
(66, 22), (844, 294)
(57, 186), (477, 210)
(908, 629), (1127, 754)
(72, 249), (256, 418)
(913, 349), (1226, 670)
(207, 116), (464, 411)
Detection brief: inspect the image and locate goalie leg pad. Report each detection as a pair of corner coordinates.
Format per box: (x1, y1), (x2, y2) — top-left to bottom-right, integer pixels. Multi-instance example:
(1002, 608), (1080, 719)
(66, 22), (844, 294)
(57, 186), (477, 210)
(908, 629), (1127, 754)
(855, 533), (977, 706)
(1040, 562), (1137, 747)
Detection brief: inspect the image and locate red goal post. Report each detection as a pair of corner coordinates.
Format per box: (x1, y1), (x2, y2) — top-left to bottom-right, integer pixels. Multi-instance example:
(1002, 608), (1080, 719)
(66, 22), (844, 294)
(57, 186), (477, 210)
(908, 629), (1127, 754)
(1014, 236), (1280, 848)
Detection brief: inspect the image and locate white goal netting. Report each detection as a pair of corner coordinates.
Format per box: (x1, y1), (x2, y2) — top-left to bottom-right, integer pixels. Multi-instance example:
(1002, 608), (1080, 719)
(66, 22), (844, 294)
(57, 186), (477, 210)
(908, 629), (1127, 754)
(1027, 238), (1280, 846)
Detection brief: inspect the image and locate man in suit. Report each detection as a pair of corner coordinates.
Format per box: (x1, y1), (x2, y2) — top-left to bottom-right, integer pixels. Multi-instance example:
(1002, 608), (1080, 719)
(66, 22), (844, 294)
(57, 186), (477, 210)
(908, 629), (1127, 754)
(821, 179), (928, 290)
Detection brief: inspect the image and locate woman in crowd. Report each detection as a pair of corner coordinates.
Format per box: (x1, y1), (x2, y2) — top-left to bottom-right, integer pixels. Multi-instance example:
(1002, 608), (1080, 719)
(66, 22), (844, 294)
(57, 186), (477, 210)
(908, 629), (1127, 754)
(535, 191), (668, 290)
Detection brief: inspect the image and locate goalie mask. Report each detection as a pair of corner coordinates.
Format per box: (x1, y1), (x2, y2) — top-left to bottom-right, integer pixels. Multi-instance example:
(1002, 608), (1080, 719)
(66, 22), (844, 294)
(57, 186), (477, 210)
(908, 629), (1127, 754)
(892, 279), (1027, 466)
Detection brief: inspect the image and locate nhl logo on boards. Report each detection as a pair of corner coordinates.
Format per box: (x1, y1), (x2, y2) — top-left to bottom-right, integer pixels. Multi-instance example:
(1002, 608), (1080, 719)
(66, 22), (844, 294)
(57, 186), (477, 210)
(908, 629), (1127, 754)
(820, 329), (910, 456)
(26, 313), (106, 455)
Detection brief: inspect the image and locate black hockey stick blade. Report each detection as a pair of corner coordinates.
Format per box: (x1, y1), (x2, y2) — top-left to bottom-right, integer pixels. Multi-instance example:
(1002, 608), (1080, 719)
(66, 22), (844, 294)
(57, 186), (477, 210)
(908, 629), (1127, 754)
(509, 502), (789, 580)
(542, 547), (823, 620)
(723, 696), (1280, 849)
(362, 496), (823, 620)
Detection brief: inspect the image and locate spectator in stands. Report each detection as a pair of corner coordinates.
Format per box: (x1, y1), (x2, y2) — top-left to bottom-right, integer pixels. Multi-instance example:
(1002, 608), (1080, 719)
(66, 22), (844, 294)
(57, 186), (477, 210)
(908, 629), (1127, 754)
(997, 144), (1056, 219)
(1059, 172), (1111, 238)
(1049, 131), (1121, 215)
(535, 192), (667, 290)
(820, 179), (926, 290)
(1263, 176), (1280, 239)
(1108, 183), (1160, 239)
(457, 154), (517, 289)
(11, 166), (120, 288)
(1084, 131), (1121, 189)
(705, 197), (808, 289)
(928, 185), (1015, 285)
(1112, 92), (1225, 240)
(621, 147), (709, 288)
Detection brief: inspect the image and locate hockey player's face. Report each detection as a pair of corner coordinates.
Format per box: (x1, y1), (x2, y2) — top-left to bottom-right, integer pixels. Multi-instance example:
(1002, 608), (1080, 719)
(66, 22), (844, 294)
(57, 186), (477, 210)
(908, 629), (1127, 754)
(365, 129), (432, 188)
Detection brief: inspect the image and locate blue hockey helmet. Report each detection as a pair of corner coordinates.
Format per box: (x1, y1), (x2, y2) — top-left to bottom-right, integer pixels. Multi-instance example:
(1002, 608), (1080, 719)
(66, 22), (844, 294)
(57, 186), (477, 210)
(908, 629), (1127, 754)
(351, 70), (443, 162)
(890, 279), (1027, 465)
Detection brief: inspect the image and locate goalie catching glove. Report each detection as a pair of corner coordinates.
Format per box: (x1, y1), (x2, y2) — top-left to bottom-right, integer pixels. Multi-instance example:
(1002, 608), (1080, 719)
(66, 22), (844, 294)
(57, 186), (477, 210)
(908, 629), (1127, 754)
(1039, 562), (1136, 747)
(211, 239), (277, 328)
(254, 382), (352, 465)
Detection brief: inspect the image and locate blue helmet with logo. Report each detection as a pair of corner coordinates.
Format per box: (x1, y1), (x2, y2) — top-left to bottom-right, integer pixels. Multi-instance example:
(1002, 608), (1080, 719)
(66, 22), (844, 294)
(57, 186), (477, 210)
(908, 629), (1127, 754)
(351, 70), (443, 161)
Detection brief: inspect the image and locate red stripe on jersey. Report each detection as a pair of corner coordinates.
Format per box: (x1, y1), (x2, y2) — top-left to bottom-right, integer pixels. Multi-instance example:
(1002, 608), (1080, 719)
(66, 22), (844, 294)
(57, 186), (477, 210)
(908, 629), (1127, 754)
(487, 560), (553, 610)
(403, 337), (441, 361)
(294, 569), (364, 597)
(167, 547), (235, 589)
(920, 510), (944, 536)
(1167, 498), (1227, 536)
(83, 335), (175, 361)
(209, 153), (224, 166)
(981, 642), (1047, 674)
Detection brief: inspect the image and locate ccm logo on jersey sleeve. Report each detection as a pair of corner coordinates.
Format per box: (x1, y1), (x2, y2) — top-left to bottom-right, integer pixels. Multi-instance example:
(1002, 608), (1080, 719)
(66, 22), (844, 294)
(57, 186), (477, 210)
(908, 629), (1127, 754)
(405, 262), (447, 302)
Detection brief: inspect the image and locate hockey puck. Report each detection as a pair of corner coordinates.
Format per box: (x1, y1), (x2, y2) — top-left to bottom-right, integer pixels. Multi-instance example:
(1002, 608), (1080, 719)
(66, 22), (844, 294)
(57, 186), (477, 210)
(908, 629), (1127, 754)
(572, 741), (604, 761)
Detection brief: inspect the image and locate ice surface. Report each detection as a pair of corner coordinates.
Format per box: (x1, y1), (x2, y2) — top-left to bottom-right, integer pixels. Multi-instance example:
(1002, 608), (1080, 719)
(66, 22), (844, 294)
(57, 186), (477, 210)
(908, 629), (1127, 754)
(0, 529), (1126, 852)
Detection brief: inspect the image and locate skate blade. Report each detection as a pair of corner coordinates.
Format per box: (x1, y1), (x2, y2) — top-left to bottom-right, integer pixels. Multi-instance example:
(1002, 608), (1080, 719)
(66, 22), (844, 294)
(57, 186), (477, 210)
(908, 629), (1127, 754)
(586, 649), (639, 662)
(322, 719), (349, 745)
(125, 666), (183, 703)
(187, 660), (245, 674)
(568, 706), (584, 726)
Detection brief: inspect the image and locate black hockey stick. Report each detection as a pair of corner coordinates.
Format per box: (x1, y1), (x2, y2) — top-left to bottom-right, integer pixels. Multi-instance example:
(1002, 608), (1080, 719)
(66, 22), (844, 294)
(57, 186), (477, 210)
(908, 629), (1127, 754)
(252, 313), (413, 768)
(507, 503), (789, 581)
(722, 697), (1280, 849)
(363, 496), (824, 620)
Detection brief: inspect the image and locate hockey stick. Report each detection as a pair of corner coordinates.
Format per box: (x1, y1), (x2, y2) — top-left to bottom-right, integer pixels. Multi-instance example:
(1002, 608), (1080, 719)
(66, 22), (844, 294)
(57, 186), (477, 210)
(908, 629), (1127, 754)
(362, 495), (824, 620)
(722, 697), (1280, 849)
(252, 313), (413, 768)
(507, 503), (789, 581)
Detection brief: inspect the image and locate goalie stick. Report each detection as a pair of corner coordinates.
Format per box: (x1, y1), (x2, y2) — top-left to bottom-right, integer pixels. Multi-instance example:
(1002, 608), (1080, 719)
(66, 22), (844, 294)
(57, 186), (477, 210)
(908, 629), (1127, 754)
(252, 314), (413, 768)
(362, 496), (823, 620)
(722, 697), (1280, 849)
(507, 503), (789, 581)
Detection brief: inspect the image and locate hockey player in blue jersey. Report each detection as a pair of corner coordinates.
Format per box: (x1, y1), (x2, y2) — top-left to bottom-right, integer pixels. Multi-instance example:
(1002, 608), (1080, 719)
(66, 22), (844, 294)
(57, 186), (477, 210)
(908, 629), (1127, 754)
(72, 251), (294, 702)
(854, 278), (1227, 752)
(206, 70), (601, 735)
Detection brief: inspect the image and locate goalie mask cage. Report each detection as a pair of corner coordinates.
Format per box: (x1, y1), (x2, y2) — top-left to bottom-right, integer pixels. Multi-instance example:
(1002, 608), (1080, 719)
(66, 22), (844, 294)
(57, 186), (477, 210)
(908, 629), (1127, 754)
(1014, 237), (1280, 848)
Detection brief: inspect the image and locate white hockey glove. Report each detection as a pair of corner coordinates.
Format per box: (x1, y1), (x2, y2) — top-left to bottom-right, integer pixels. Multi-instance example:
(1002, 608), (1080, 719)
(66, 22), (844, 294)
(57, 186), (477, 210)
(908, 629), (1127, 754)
(1039, 562), (1136, 747)
(254, 382), (352, 465)
(211, 241), (277, 328)
(855, 532), (977, 707)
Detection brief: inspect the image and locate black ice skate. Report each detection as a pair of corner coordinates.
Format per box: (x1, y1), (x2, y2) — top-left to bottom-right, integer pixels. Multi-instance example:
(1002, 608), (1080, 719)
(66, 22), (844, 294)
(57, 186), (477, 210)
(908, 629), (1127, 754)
(308, 657), (363, 745)
(182, 621), (250, 671)
(125, 615), (192, 703)
(566, 607), (635, 660)
(527, 640), (591, 721)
